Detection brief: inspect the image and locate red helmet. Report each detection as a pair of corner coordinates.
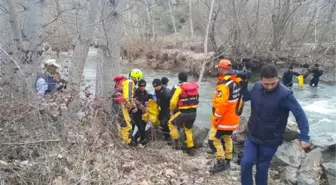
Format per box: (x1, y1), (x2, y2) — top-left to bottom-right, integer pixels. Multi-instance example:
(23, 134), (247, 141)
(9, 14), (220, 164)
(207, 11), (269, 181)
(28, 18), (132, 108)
(217, 59), (232, 69)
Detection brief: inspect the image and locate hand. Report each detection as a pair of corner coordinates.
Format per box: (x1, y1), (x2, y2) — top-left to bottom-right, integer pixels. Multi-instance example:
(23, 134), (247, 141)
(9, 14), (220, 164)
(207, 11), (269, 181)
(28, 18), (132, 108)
(132, 108), (138, 113)
(296, 140), (310, 150)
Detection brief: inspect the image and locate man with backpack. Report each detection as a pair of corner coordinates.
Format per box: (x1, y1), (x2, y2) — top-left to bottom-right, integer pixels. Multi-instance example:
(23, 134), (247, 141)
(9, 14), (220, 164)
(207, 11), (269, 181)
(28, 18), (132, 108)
(168, 72), (199, 156)
(111, 69), (143, 146)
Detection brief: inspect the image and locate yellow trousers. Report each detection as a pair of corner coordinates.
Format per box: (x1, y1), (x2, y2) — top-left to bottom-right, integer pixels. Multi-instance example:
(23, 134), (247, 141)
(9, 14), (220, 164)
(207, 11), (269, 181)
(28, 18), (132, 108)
(120, 104), (132, 144)
(168, 111), (196, 148)
(213, 128), (233, 160)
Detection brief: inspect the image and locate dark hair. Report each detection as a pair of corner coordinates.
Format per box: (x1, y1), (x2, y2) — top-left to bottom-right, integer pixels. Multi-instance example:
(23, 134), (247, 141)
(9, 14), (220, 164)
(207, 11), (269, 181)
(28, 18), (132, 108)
(152, 78), (162, 86)
(260, 64), (278, 78)
(178, 72), (188, 82)
(161, 77), (169, 85)
(314, 63), (319, 67)
(289, 66), (294, 70)
(138, 79), (146, 86)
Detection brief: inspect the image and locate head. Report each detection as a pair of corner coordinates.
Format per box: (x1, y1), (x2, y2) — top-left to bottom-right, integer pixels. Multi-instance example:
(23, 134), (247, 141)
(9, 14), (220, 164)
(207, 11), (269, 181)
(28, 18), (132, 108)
(43, 59), (60, 75)
(129, 69), (143, 83)
(314, 63), (319, 67)
(178, 72), (188, 83)
(138, 79), (147, 92)
(289, 66), (293, 70)
(152, 78), (162, 91)
(217, 59), (232, 75)
(161, 77), (169, 87)
(260, 64), (279, 92)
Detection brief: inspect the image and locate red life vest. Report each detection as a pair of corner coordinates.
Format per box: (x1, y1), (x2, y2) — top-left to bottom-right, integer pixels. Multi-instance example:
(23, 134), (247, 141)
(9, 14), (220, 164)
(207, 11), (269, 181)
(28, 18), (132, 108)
(177, 82), (200, 108)
(112, 75), (127, 103)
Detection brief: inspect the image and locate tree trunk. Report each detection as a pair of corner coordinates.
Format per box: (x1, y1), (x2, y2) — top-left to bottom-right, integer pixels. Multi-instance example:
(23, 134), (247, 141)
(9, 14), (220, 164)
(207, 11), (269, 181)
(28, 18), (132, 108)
(5, 0), (22, 53)
(96, 0), (122, 98)
(197, 0), (215, 84)
(21, 0), (46, 63)
(168, 0), (177, 34)
(189, 0), (194, 37)
(68, 0), (100, 112)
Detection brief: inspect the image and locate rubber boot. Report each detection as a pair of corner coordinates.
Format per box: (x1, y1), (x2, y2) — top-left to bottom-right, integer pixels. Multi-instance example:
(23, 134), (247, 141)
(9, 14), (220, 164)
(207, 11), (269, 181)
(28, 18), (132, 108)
(209, 159), (227, 174)
(173, 140), (180, 150)
(184, 147), (196, 156)
(225, 159), (231, 169)
(206, 140), (216, 154)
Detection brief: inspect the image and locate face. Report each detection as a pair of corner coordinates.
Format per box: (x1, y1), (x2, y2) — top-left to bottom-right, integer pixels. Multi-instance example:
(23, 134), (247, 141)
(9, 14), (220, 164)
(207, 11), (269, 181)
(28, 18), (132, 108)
(261, 77), (278, 92)
(153, 85), (161, 91)
(47, 65), (58, 74)
(218, 67), (229, 75)
(139, 84), (146, 92)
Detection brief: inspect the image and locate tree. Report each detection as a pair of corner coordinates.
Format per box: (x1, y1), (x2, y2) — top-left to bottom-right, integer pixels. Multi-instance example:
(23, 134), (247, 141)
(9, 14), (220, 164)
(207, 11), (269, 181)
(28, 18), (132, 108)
(198, 0), (215, 84)
(68, 0), (101, 112)
(95, 0), (122, 99)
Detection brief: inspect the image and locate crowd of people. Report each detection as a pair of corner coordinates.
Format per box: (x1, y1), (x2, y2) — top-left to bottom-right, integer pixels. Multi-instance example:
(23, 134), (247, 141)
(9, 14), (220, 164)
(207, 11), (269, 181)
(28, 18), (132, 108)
(36, 58), (315, 184)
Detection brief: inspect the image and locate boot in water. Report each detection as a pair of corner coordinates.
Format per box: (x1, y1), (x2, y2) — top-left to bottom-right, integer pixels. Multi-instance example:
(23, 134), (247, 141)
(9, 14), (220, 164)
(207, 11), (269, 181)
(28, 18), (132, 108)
(209, 159), (227, 174)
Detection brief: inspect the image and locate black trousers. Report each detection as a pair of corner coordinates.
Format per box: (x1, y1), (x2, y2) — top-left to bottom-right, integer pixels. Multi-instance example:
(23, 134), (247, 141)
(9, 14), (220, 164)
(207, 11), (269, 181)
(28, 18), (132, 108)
(132, 112), (147, 143)
(159, 110), (170, 140)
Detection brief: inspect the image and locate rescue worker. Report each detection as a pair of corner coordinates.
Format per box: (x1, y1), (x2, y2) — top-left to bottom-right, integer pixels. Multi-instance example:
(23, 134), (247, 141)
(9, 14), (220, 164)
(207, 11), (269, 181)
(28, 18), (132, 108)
(169, 72), (198, 156)
(152, 78), (171, 144)
(132, 79), (151, 145)
(35, 59), (62, 98)
(209, 59), (242, 173)
(240, 64), (310, 185)
(282, 66), (300, 88)
(308, 64), (323, 87)
(112, 69), (143, 146)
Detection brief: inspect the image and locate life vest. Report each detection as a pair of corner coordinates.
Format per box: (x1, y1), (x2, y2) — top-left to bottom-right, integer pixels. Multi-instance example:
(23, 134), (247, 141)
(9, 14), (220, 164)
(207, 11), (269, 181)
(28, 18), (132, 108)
(112, 75), (127, 103)
(35, 73), (58, 94)
(177, 82), (199, 108)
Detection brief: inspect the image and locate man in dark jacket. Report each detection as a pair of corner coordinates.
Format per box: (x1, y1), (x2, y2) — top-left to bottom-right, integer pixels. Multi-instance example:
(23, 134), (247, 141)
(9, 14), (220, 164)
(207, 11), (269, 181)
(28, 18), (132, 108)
(132, 79), (151, 145)
(240, 64), (310, 185)
(152, 78), (172, 144)
(282, 66), (300, 88)
(308, 64), (323, 87)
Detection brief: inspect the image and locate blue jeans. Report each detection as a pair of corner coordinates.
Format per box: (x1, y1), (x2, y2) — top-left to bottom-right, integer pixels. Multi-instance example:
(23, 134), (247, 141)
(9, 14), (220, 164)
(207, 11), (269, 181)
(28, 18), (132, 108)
(240, 138), (278, 185)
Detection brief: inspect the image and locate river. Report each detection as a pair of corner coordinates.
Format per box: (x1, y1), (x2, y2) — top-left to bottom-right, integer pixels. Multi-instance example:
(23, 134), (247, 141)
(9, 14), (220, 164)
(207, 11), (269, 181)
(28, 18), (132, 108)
(83, 48), (336, 141)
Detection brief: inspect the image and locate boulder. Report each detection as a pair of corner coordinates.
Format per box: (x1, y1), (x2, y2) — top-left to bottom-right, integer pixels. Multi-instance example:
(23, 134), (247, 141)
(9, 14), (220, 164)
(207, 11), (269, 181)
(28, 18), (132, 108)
(322, 163), (336, 185)
(322, 145), (336, 163)
(298, 148), (323, 185)
(280, 166), (298, 185)
(284, 120), (300, 141)
(179, 126), (209, 148)
(272, 141), (305, 168)
(297, 173), (319, 185)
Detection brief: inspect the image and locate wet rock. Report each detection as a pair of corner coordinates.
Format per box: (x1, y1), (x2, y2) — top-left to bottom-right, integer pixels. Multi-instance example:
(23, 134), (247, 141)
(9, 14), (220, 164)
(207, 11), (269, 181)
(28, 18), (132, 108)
(297, 173), (319, 185)
(322, 145), (336, 163)
(272, 141), (305, 168)
(280, 166), (298, 185)
(284, 120), (300, 141)
(311, 133), (336, 149)
(297, 148), (323, 185)
(322, 163), (336, 185)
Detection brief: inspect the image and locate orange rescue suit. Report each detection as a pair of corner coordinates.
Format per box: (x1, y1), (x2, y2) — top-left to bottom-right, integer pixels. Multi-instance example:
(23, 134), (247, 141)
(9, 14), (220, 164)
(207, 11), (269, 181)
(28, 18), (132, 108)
(211, 75), (242, 131)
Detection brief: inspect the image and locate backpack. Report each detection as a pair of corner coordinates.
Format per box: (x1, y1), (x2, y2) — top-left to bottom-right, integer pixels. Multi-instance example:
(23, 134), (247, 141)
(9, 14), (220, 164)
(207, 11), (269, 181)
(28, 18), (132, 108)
(178, 82), (200, 107)
(112, 75), (127, 103)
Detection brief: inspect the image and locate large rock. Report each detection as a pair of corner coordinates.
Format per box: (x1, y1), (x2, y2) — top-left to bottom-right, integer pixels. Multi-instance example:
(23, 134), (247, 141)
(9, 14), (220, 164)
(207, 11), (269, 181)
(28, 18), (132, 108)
(284, 120), (300, 141)
(272, 141), (305, 168)
(322, 145), (336, 163)
(298, 148), (323, 185)
(179, 126), (209, 148)
(280, 166), (298, 185)
(322, 163), (336, 185)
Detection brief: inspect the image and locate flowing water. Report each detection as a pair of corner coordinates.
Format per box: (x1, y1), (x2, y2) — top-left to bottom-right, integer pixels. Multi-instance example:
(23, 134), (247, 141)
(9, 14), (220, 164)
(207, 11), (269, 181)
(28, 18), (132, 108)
(83, 49), (336, 141)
